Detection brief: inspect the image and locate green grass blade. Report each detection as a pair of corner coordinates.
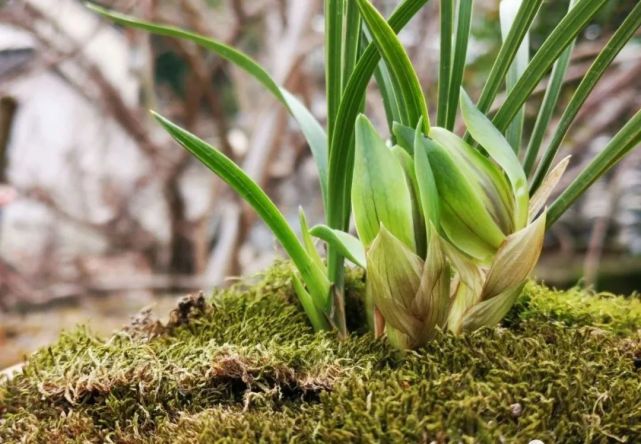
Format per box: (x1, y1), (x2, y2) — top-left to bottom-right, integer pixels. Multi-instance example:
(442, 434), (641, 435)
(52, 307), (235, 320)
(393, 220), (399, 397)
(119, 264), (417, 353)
(475, 0), (543, 114)
(492, 0), (608, 132)
(444, 0), (472, 130)
(327, 0), (429, 233)
(523, 0), (578, 175)
(324, 0), (428, 335)
(530, 1), (641, 193)
(344, 1), (363, 88)
(356, 0), (430, 132)
(87, 3), (329, 212)
(281, 89), (329, 209)
(437, 0), (454, 127)
(547, 108), (641, 226)
(500, 0), (530, 153)
(325, 0), (362, 339)
(373, 48), (403, 134)
(326, 0), (346, 140)
(151, 112), (331, 315)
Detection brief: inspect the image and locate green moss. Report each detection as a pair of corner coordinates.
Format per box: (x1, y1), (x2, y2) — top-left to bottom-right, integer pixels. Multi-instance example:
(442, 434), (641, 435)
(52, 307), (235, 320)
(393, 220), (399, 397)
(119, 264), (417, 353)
(2, 262), (641, 443)
(508, 282), (641, 335)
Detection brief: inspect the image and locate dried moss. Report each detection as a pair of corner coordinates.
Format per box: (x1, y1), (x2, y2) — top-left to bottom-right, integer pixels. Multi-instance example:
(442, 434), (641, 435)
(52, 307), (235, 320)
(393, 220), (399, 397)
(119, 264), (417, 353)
(2, 262), (641, 443)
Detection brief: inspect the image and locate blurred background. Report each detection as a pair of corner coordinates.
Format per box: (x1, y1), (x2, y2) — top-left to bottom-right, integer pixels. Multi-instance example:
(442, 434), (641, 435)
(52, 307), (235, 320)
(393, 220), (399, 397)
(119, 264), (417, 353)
(0, 0), (640, 367)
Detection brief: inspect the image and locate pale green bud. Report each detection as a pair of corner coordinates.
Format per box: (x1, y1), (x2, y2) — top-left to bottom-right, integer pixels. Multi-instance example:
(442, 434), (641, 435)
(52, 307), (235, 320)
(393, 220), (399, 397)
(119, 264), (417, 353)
(366, 225), (450, 349)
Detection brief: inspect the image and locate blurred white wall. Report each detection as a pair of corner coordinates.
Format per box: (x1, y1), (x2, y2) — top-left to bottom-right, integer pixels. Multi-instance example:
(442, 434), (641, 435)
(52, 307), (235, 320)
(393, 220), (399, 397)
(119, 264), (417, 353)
(0, 0), (168, 270)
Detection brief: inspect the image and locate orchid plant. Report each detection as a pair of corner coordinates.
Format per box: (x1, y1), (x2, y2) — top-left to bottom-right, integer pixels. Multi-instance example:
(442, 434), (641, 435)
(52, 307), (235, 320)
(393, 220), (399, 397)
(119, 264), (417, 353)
(89, 0), (641, 349)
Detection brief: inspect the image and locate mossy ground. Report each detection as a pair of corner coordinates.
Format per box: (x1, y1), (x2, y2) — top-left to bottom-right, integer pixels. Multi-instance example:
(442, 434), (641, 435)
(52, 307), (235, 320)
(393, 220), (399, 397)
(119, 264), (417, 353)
(1, 262), (641, 443)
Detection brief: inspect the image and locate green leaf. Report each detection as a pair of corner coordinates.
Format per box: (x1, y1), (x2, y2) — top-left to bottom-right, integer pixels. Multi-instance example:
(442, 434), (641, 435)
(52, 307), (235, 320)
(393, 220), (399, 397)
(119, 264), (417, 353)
(425, 138), (506, 261)
(299, 207), (325, 273)
(444, 0), (472, 130)
(531, 1), (641, 193)
(482, 212), (546, 299)
(373, 52), (403, 134)
(447, 281), (478, 334)
(460, 89), (528, 229)
(87, 3), (330, 212)
(309, 225), (366, 268)
(499, 0), (530, 153)
(442, 240), (483, 296)
(392, 122), (416, 155)
(437, 0), (454, 127)
(529, 156), (570, 221)
(430, 127), (515, 233)
(416, 223), (451, 331)
(326, 0), (362, 140)
(548, 108), (641, 226)
(492, 0), (609, 132)
(325, 0), (342, 140)
(324, 0), (363, 335)
(351, 115), (415, 249)
(325, 0), (428, 331)
(366, 226), (423, 338)
(460, 284), (525, 332)
(356, 0), (430, 132)
(327, 0), (429, 234)
(392, 144), (426, 258)
(344, 1), (363, 82)
(151, 112), (331, 317)
(414, 131), (441, 228)
(292, 273), (330, 331)
(523, 0), (578, 175)
(475, 0), (543, 114)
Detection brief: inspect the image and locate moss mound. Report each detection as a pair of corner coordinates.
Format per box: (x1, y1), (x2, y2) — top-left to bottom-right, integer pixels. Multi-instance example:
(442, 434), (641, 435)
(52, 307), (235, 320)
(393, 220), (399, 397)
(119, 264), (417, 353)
(2, 262), (641, 443)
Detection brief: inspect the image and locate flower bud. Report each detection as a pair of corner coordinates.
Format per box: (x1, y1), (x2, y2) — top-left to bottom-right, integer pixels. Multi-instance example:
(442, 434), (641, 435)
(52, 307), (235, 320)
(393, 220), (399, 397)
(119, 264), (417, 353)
(366, 225), (450, 348)
(421, 138), (507, 262)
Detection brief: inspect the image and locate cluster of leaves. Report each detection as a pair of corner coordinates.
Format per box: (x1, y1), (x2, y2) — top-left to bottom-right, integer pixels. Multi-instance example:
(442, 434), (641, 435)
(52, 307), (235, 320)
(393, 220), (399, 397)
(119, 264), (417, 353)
(2, 263), (641, 442)
(87, 0), (641, 347)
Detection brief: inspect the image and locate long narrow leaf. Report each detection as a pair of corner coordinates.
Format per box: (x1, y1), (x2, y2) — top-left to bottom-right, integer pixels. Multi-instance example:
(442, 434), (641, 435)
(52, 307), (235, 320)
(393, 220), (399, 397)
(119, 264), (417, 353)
(325, 0), (428, 330)
(373, 48), (403, 134)
(327, 0), (429, 231)
(356, 0), (430, 132)
(444, 0), (472, 130)
(492, 0), (608, 132)
(151, 112), (331, 314)
(475, 0), (543, 114)
(324, 0), (349, 319)
(437, 0), (454, 127)
(344, 1), (363, 89)
(531, 1), (641, 193)
(87, 3), (330, 212)
(500, 0), (530, 153)
(326, 0), (345, 140)
(523, 0), (578, 175)
(547, 108), (641, 226)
